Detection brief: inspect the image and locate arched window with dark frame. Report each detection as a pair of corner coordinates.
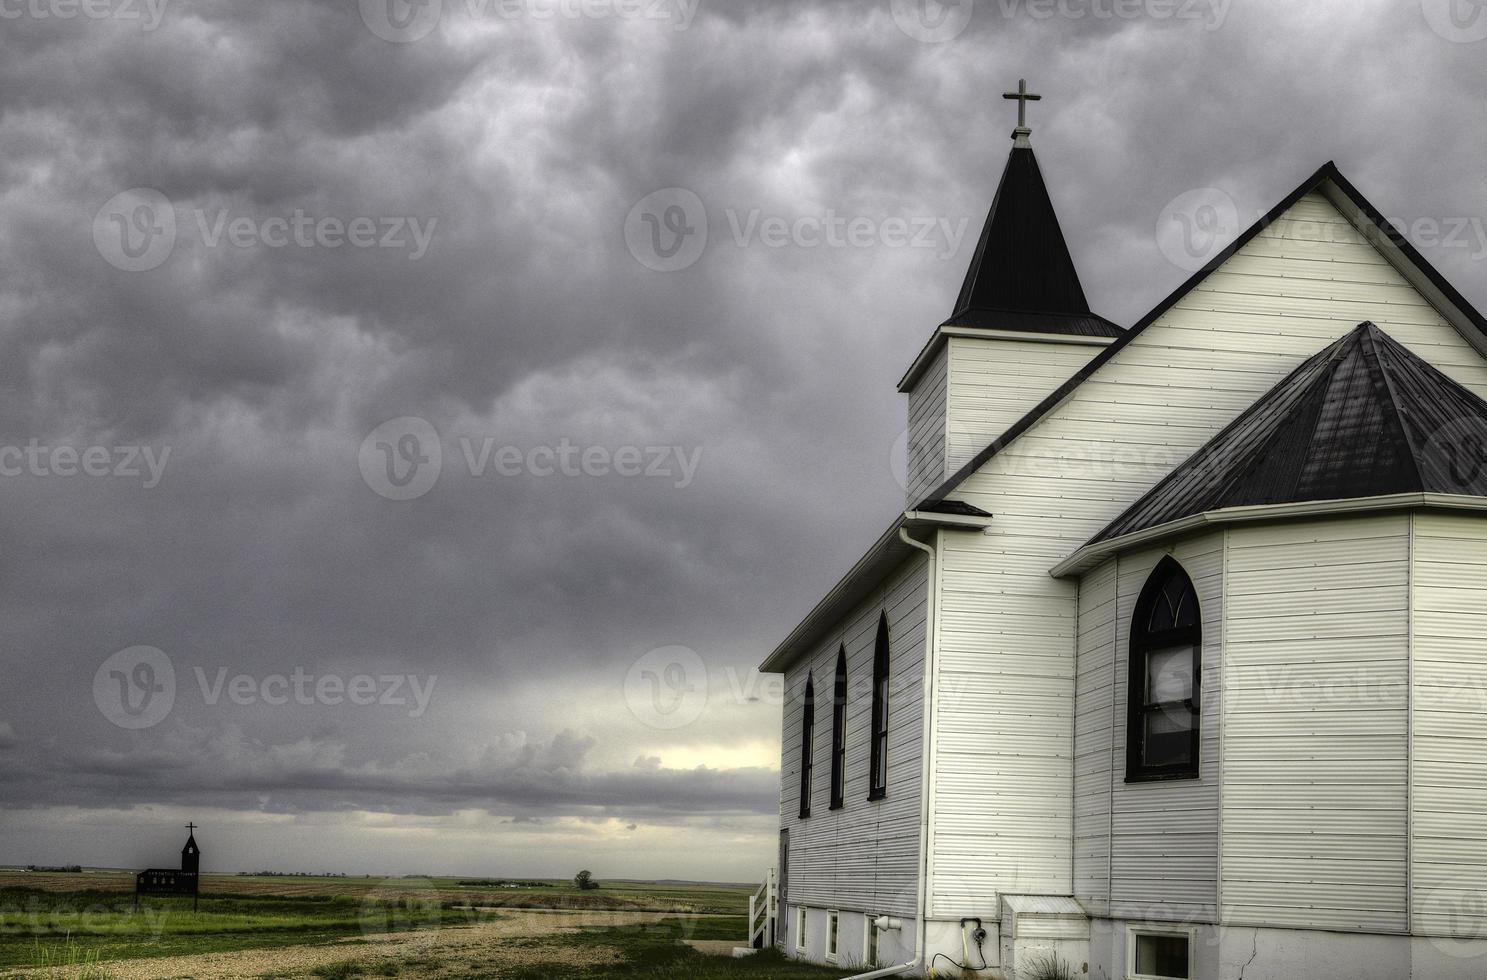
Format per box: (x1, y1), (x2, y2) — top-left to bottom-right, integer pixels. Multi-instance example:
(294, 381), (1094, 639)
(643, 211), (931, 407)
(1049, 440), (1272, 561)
(868, 613), (890, 800)
(1127, 557), (1202, 782)
(798, 674), (815, 818)
(830, 646), (847, 810)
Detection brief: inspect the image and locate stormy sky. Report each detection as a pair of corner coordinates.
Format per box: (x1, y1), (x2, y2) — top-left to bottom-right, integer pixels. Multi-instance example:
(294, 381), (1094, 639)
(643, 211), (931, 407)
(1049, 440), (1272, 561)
(0, 0), (1484, 881)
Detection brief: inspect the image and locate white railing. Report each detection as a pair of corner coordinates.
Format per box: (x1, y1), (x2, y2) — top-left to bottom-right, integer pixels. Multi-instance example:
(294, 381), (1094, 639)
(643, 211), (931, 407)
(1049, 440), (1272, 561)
(747, 866), (777, 948)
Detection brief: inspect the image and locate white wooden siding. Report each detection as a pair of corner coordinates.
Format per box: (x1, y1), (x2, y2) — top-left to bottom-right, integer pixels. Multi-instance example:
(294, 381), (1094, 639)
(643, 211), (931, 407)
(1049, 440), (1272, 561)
(1410, 512), (1487, 940)
(906, 346), (949, 504)
(943, 335), (1100, 474)
(904, 336), (1103, 505)
(1073, 558), (1116, 912)
(1221, 516), (1411, 933)
(933, 190), (1487, 927)
(1072, 538), (1223, 923)
(781, 552), (928, 916)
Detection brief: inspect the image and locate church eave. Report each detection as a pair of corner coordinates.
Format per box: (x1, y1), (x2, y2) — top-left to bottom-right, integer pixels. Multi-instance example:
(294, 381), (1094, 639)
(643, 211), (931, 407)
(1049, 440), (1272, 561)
(760, 507), (992, 674)
(897, 322), (1117, 394)
(1050, 492), (1487, 579)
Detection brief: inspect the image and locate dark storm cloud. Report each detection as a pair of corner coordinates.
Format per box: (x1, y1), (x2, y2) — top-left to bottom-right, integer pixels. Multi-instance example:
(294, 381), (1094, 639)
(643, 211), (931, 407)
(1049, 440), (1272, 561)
(0, 0), (1484, 874)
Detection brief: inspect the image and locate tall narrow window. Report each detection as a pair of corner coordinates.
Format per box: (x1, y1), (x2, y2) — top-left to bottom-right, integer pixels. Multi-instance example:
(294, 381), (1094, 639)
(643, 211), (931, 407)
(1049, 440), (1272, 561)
(868, 613), (890, 800)
(830, 647), (847, 810)
(1127, 558), (1202, 781)
(798, 675), (815, 818)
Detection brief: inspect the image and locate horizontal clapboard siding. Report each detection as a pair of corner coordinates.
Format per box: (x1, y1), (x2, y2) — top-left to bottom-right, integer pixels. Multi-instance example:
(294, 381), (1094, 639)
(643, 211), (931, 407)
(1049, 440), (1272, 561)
(1073, 559), (1117, 913)
(944, 335), (1102, 474)
(1410, 512), (1487, 940)
(1222, 516), (1410, 933)
(906, 346), (948, 505)
(781, 552), (928, 916)
(930, 522), (1077, 914)
(930, 191), (1487, 927)
(1079, 539), (1223, 923)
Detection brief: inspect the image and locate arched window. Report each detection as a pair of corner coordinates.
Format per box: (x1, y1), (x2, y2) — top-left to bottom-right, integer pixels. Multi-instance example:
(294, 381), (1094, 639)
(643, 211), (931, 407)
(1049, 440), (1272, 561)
(868, 613), (890, 800)
(1127, 557), (1202, 781)
(830, 646), (848, 810)
(799, 674), (815, 819)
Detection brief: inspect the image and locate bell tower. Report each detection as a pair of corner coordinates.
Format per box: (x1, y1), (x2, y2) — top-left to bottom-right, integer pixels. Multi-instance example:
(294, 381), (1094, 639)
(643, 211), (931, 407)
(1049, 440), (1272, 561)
(180, 822), (200, 876)
(900, 80), (1121, 504)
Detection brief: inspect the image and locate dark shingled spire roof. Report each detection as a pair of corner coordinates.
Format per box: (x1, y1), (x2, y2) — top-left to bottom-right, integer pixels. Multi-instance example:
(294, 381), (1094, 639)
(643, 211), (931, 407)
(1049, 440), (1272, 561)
(946, 145), (1121, 338)
(1093, 322), (1487, 543)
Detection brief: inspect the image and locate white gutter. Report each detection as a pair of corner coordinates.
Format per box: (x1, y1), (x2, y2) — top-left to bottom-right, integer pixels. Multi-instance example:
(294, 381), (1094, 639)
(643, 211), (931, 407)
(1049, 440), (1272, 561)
(1051, 492), (1487, 579)
(837, 526), (939, 980)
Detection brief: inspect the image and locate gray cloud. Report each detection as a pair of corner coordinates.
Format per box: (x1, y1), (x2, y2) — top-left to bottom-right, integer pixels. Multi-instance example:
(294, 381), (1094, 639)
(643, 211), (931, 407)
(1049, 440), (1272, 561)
(0, 0), (1484, 878)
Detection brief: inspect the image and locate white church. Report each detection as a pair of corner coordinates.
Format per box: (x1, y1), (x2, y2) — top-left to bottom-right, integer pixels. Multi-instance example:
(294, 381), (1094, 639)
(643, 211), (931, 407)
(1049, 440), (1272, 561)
(752, 84), (1487, 980)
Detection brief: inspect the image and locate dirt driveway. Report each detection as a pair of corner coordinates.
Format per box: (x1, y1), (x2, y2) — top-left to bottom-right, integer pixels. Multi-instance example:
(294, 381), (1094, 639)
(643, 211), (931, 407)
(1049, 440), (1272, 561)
(5, 909), (681, 979)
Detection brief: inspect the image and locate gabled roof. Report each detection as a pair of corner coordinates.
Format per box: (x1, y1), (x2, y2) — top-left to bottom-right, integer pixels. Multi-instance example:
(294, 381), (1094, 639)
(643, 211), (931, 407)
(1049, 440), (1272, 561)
(1089, 322), (1487, 545)
(919, 161), (1487, 507)
(758, 503), (992, 674)
(945, 144), (1122, 339)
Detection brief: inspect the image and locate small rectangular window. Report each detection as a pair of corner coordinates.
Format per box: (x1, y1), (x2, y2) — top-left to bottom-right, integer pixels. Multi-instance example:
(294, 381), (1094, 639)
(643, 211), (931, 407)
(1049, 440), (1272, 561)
(796, 907), (807, 952)
(826, 910), (839, 961)
(1132, 931), (1190, 979)
(865, 915), (879, 967)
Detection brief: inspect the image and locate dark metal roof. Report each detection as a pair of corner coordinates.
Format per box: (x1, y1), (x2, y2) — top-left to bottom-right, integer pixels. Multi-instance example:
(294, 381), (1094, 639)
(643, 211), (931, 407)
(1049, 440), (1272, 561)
(919, 161), (1487, 508)
(1091, 323), (1487, 543)
(947, 145), (1121, 338)
(914, 499), (993, 518)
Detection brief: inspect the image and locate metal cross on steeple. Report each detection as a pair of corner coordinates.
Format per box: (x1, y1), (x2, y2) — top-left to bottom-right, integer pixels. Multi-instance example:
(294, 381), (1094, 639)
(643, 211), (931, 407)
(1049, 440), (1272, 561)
(185, 823), (197, 833)
(1003, 78), (1042, 144)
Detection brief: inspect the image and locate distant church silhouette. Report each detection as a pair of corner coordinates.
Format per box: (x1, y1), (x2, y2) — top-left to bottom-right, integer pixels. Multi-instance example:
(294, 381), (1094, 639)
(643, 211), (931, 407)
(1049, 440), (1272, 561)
(135, 823), (200, 910)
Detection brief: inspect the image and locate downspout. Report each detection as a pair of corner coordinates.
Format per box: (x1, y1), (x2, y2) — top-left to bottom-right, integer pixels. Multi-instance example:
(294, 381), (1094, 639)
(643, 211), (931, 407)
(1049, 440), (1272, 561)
(838, 524), (938, 980)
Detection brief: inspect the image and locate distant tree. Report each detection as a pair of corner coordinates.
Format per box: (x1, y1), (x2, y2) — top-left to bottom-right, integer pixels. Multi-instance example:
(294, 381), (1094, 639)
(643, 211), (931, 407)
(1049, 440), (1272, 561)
(574, 870), (599, 890)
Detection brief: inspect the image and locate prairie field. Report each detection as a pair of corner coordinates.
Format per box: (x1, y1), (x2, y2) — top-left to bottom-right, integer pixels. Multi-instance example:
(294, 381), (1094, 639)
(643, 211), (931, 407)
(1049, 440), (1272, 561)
(0, 871), (837, 979)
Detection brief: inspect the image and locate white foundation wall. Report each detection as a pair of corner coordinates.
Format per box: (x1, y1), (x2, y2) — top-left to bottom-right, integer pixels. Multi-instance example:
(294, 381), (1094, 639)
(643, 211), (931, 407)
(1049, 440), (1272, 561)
(1087, 919), (1487, 980)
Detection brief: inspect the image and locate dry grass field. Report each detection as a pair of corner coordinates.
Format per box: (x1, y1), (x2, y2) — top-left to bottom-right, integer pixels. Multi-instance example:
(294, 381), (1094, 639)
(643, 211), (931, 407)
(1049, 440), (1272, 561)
(0, 870), (841, 979)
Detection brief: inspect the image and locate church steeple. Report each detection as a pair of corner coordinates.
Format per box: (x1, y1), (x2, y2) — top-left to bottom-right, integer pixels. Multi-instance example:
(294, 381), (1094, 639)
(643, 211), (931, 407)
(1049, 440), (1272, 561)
(946, 82), (1120, 338)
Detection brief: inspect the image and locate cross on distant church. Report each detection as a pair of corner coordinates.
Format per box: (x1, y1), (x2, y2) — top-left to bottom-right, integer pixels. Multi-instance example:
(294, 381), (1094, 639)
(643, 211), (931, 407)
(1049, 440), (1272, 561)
(185, 823), (197, 833)
(1003, 78), (1042, 139)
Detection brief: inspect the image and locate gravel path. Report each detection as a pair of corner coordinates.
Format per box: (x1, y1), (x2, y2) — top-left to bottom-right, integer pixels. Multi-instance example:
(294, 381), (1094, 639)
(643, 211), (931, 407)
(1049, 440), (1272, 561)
(5, 909), (679, 980)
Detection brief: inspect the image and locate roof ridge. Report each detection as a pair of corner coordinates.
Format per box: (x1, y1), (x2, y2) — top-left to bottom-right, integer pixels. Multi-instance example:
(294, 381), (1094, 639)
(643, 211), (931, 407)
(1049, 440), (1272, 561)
(1361, 323), (1427, 490)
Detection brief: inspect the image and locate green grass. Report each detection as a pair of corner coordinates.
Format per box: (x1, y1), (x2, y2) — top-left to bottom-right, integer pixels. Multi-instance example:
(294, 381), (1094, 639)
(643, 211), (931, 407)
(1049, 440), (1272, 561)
(0, 874), (764, 977)
(494, 922), (845, 980)
(0, 886), (456, 968)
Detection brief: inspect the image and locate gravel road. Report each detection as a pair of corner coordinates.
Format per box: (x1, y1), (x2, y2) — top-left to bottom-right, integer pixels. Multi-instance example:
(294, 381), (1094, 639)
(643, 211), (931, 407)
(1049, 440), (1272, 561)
(5, 908), (678, 979)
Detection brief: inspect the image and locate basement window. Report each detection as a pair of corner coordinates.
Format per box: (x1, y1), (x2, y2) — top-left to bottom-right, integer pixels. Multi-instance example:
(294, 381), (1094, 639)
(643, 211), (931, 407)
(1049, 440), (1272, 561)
(826, 910), (839, 962)
(1128, 928), (1192, 980)
(865, 915), (880, 967)
(796, 908), (807, 952)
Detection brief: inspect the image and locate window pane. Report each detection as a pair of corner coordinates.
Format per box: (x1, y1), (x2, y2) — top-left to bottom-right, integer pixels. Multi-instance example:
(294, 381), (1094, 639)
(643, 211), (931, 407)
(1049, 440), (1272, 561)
(1135, 933), (1189, 978)
(1146, 647), (1194, 703)
(1144, 707), (1193, 768)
